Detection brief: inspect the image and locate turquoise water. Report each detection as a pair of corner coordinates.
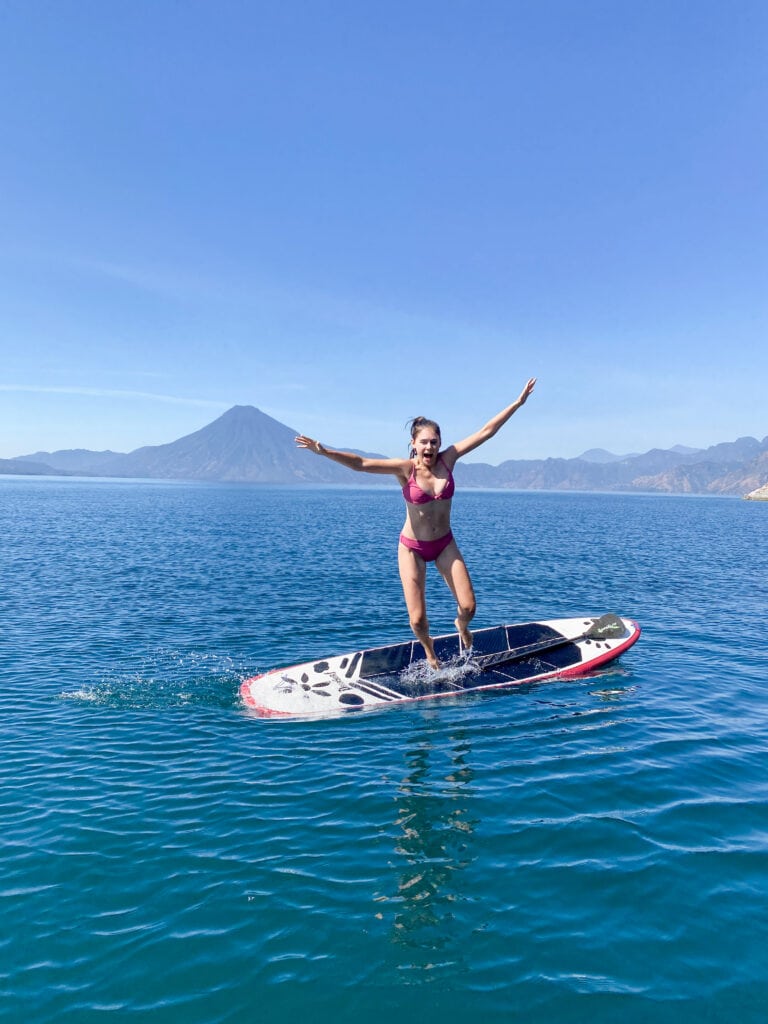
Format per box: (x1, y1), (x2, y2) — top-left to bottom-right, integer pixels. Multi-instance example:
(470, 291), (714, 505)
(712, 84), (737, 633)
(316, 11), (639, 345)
(2, 478), (767, 1022)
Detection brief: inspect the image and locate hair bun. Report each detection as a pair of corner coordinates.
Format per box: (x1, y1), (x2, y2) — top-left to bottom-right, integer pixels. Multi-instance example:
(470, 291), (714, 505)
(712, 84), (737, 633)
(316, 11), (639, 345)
(407, 416), (441, 440)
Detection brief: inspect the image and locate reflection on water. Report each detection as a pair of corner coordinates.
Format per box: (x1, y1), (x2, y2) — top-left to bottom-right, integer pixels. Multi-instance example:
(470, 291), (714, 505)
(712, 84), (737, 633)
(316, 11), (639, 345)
(375, 724), (479, 981)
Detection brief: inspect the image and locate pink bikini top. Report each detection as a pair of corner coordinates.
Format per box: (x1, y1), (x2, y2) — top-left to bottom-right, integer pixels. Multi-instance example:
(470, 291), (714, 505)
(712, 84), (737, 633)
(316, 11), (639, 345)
(402, 457), (456, 505)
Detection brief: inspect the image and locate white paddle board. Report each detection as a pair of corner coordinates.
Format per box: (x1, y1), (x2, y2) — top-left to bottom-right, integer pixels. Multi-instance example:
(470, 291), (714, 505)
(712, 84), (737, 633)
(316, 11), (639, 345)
(240, 613), (641, 718)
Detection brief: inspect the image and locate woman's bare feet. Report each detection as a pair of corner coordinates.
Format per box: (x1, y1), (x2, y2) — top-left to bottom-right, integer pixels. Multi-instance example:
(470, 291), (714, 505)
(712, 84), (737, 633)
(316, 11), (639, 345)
(423, 641), (440, 670)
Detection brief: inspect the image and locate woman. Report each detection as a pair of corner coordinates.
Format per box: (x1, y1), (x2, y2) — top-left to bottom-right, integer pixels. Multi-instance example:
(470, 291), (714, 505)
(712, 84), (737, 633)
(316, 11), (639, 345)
(296, 377), (536, 668)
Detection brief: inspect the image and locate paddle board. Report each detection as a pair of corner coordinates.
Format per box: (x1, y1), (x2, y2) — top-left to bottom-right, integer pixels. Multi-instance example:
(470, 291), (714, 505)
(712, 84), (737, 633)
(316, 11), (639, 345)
(240, 613), (641, 718)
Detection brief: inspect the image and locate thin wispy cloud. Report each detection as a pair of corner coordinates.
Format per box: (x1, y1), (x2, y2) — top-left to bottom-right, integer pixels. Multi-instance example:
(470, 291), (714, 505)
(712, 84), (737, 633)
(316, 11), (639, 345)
(0, 385), (228, 409)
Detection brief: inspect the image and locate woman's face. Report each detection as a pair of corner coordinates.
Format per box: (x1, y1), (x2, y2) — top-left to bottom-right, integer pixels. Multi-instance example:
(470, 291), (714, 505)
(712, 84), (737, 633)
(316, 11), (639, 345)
(413, 427), (440, 466)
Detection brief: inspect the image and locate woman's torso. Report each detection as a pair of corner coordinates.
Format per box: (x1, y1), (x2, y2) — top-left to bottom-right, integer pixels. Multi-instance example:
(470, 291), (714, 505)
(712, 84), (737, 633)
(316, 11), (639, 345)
(400, 454), (455, 541)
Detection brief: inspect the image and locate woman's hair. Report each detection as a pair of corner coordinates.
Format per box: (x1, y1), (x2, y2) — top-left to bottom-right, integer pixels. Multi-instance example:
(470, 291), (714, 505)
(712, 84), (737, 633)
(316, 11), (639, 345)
(406, 416), (441, 456)
(407, 416), (441, 440)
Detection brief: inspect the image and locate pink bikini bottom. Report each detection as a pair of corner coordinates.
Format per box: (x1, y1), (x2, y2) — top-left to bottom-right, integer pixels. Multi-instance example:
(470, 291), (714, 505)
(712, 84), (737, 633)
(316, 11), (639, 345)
(399, 531), (454, 563)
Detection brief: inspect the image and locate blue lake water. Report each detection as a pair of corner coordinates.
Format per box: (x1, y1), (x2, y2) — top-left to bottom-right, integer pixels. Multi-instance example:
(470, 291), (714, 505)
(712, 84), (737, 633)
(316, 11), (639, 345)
(2, 477), (767, 1022)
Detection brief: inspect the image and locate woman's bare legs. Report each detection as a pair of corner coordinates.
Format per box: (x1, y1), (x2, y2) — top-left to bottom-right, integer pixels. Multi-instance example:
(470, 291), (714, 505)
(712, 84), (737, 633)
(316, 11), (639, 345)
(398, 543), (440, 668)
(436, 541), (477, 650)
(398, 539), (477, 665)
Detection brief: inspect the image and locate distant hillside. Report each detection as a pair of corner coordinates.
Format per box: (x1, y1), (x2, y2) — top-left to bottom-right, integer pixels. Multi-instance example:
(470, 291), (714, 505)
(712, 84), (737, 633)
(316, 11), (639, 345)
(578, 448), (633, 464)
(455, 436), (768, 495)
(17, 449), (124, 473)
(7, 405), (768, 496)
(0, 457), (67, 476)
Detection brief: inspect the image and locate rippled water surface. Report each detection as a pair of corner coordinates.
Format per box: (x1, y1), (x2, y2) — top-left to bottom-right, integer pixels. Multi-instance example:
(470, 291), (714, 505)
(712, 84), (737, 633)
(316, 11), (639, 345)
(2, 479), (767, 1022)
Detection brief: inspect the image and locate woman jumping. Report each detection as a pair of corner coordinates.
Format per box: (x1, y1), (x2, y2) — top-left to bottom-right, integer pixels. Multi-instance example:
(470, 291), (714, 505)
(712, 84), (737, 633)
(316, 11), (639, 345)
(296, 377), (536, 668)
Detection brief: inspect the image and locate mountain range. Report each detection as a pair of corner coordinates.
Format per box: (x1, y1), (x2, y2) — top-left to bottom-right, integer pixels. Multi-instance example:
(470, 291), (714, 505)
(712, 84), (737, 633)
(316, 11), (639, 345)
(4, 405), (768, 497)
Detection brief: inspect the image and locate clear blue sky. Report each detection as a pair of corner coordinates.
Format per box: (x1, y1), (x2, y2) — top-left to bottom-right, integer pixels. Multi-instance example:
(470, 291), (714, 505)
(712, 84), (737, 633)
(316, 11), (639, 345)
(1, 0), (766, 463)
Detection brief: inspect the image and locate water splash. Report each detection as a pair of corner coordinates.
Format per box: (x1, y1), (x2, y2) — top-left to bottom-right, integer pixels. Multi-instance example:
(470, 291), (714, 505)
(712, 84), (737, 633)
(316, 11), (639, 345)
(397, 651), (481, 695)
(58, 650), (245, 709)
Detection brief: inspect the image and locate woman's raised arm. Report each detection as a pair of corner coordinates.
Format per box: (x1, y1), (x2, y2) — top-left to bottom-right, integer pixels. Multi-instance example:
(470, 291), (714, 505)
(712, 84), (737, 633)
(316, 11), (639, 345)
(448, 378), (536, 461)
(295, 435), (407, 477)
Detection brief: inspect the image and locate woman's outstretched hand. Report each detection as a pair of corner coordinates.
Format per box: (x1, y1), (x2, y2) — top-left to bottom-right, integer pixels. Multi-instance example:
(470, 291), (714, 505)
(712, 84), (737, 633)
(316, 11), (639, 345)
(518, 378), (536, 406)
(296, 435), (323, 454)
